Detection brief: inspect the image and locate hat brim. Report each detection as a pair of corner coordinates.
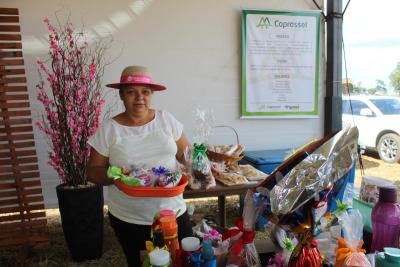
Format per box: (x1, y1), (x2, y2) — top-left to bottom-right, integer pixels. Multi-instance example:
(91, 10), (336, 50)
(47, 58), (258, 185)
(106, 82), (166, 91)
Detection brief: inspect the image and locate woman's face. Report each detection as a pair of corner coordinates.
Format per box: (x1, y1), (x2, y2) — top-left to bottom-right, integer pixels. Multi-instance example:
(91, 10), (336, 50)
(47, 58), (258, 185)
(120, 85), (154, 115)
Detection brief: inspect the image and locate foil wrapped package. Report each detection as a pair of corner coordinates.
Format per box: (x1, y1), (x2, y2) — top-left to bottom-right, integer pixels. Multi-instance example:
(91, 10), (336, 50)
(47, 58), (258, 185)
(270, 126), (358, 215)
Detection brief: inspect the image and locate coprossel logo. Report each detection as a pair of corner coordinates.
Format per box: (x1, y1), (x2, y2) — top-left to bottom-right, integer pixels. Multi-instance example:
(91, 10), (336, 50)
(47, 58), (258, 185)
(256, 16), (308, 29)
(256, 17), (272, 29)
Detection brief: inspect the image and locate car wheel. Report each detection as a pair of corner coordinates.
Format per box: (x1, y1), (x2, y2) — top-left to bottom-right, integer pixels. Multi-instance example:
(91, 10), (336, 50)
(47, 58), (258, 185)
(377, 133), (400, 163)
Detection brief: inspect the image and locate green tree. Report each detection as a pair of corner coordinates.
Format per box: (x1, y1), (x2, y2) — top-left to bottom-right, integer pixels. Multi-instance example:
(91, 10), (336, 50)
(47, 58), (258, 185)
(389, 62), (400, 95)
(376, 79), (387, 94)
(368, 87), (377, 95)
(353, 82), (366, 94)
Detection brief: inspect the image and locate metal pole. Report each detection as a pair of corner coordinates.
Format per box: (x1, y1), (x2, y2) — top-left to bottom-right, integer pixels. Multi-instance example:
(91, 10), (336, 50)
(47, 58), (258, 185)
(324, 0), (343, 134)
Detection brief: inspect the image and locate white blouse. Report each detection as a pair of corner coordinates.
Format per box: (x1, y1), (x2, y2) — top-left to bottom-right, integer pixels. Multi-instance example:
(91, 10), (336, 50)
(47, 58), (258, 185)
(88, 110), (187, 225)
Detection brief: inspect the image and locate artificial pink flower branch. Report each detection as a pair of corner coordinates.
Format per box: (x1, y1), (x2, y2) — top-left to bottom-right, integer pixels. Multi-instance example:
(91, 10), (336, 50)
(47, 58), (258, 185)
(36, 18), (110, 186)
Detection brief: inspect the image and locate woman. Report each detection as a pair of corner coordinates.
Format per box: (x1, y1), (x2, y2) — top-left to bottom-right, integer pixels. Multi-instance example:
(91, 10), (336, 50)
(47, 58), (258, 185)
(86, 66), (193, 266)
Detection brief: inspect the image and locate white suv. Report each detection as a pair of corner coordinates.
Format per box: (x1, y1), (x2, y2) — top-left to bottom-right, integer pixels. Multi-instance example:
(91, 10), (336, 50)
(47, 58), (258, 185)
(342, 95), (400, 163)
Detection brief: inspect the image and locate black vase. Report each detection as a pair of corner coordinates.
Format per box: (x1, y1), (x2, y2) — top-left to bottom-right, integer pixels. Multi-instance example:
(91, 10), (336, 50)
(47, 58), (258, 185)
(56, 183), (104, 262)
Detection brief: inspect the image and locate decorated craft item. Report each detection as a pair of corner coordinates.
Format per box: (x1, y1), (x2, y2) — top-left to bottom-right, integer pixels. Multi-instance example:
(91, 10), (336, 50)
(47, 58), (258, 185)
(193, 219), (222, 247)
(335, 209), (371, 267)
(189, 143), (216, 190)
(222, 192), (261, 267)
(107, 166), (142, 186)
(270, 126), (358, 215)
(288, 231), (321, 267)
(152, 166), (182, 188)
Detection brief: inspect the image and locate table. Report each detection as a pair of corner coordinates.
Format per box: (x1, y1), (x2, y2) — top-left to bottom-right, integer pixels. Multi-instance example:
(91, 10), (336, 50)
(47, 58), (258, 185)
(183, 181), (258, 228)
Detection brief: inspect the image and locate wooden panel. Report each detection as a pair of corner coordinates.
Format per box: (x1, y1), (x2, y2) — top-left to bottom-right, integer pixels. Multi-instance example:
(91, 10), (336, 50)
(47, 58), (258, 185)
(0, 102), (30, 108)
(0, 86), (28, 93)
(0, 157), (38, 165)
(0, 233), (48, 247)
(0, 149), (37, 158)
(0, 134), (35, 142)
(0, 7), (49, 250)
(0, 77), (26, 84)
(0, 118), (32, 126)
(0, 180), (42, 190)
(0, 51), (23, 58)
(0, 25), (20, 32)
(0, 164), (39, 173)
(0, 195), (43, 207)
(0, 110), (31, 117)
(0, 219), (47, 232)
(0, 126), (33, 133)
(0, 203), (45, 214)
(0, 211), (46, 223)
(0, 94), (29, 101)
(0, 68), (25, 75)
(0, 16), (19, 23)
(0, 8), (18, 15)
(0, 226), (48, 240)
(0, 141), (35, 149)
(0, 42), (22, 49)
(0, 34), (21, 41)
(0, 188), (43, 198)
(0, 59), (24, 66)
(0, 172), (40, 181)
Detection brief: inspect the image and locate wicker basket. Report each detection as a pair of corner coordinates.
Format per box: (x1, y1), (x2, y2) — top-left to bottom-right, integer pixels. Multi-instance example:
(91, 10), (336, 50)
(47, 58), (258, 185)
(206, 125), (244, 164)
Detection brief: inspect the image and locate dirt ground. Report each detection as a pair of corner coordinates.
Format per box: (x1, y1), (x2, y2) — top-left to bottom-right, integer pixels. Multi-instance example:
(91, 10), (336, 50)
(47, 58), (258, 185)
(354, 150), (400, 186)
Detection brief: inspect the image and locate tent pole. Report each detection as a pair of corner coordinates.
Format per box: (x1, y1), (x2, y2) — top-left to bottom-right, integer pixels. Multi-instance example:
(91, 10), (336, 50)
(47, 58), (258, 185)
(324, 0), (343, 134)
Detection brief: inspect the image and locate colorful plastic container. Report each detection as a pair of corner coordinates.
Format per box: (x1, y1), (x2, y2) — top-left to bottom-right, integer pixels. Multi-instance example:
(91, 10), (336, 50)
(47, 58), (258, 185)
(114, 175), (188, 197)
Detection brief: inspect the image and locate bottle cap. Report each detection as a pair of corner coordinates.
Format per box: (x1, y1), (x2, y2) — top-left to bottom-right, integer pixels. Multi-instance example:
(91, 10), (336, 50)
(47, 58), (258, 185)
(379, 186), (397, 203)
(160, 209), (175, 218)
(149, 249), (170, 266)
(181, 237), (200, 252)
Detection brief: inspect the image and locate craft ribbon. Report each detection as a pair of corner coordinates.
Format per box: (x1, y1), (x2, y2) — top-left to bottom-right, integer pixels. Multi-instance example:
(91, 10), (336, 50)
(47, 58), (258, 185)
(107, 166), (142, 186)
(192, 143), (208, 160)
(222, 217), (256, 256)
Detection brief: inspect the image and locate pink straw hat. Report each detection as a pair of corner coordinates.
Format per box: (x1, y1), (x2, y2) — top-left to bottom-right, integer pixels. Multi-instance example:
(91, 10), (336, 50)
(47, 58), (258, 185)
(106, 65), (166, 91)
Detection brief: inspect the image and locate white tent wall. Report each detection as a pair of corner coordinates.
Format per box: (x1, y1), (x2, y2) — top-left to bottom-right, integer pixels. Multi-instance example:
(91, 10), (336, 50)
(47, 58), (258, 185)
(2, 0), (326, 207)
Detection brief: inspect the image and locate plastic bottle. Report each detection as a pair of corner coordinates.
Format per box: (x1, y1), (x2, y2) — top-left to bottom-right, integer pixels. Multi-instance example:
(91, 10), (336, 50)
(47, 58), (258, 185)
(159, 215), (179, 258)
(181, 237), (200, 267)
(371, 186), (400, 252)
(202, 239), (216, 267)
(153, 228), (166, 248)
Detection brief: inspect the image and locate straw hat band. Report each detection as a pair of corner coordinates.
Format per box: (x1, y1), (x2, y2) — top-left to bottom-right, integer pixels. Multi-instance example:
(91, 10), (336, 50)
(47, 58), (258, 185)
(106, 65), (166, 91)
(121, 74), (153, 84)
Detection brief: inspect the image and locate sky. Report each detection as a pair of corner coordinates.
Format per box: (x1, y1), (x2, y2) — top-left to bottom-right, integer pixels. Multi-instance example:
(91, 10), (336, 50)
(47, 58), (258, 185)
(342, 0), (400, 92)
